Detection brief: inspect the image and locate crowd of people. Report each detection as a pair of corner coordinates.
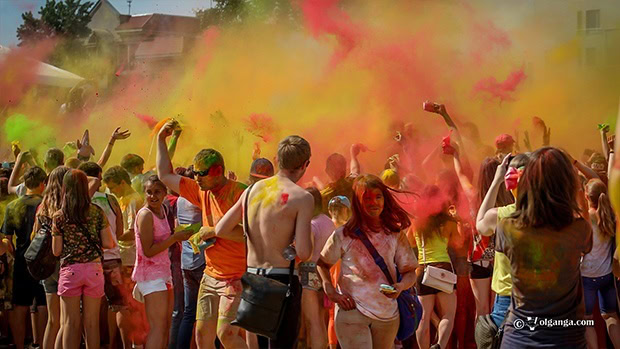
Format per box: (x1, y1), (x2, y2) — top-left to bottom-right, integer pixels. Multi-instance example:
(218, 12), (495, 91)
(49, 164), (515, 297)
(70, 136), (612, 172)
(0, 104), (618, 349)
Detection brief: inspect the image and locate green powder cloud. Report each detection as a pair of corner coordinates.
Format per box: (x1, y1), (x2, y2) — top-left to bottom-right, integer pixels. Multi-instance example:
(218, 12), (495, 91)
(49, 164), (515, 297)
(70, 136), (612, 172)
(4, 113), (56, 149)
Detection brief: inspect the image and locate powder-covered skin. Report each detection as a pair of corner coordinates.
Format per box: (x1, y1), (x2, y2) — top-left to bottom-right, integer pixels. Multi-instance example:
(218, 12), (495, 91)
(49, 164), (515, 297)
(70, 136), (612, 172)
(321, 227), (417, 321)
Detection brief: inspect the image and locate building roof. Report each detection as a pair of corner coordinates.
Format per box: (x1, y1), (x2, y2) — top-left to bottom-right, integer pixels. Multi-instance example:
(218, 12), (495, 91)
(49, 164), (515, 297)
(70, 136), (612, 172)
(116, 14), (154, 30)
(116, 14), (199, 34)
(89, 0), (120, 16)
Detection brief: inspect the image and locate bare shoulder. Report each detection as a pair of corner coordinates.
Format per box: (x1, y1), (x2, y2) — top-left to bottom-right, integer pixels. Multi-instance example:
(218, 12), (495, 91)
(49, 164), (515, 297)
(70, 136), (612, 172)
(290, 186), (314, 205)
(136, 208), (152, 222)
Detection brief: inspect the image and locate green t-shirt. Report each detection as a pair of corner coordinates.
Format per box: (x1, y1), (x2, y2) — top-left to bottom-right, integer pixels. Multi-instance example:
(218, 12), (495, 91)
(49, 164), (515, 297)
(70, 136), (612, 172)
(492, 204), (516, 296)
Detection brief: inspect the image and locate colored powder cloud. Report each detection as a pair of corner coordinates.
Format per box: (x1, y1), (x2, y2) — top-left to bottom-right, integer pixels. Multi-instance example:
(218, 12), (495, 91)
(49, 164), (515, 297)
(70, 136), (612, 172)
(1, 0), (619, 183)
(4, 113), (55, 148)
(473, 68), (527, 102)
(245, 114), (277, 143)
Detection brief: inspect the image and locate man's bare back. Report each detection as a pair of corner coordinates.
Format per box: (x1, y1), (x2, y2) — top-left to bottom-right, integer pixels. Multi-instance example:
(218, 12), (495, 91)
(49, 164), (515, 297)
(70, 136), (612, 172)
(244, 174), (314, 269)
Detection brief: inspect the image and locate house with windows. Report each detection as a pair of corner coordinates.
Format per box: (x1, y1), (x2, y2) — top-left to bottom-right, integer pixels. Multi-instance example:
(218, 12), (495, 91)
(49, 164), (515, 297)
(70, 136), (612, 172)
(85, 0), (200, 79)
(576, 1), (620, 67)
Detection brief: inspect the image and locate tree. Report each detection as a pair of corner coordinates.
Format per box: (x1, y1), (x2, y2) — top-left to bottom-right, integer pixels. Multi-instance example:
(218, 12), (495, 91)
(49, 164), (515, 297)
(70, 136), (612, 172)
(16, 0), (94, 46)
(195, 0), (300, 30)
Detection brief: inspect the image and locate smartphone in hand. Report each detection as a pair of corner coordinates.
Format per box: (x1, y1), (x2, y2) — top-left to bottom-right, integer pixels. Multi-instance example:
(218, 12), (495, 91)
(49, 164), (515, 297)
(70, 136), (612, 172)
(380, 284), (397, 295)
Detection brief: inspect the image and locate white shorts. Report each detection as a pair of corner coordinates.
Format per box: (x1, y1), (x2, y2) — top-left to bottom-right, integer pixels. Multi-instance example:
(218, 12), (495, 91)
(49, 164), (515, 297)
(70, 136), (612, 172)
(133, 278), (172, 302)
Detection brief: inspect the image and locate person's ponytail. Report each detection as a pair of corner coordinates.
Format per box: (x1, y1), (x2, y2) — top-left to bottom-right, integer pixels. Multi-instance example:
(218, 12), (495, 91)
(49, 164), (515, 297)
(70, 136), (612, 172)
(597, 192), (616, 239)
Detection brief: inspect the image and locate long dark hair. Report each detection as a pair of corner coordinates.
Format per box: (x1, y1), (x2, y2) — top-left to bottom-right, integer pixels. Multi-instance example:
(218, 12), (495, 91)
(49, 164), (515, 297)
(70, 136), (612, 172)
(59, 169), (91, 224)
(343, 174), (411, 238)
(511, 147), (581, 230)
(586, 179), (616, 238)
(40, 166), (71, 217)
(477, 157), (514, 208)
(415, 185), (455, 240)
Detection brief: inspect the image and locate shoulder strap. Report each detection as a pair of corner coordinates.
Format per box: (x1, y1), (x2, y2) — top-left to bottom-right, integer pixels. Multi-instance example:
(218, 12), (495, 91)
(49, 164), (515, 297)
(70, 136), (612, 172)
(242, 184), (254, 240)
(243, 184), (294, 286)
(354, 227), (395, 285)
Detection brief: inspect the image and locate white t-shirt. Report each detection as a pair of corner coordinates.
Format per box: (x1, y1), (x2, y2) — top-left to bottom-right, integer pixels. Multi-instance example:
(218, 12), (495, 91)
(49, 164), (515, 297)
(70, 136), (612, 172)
(16, 183), (26, 197)
(92, 192), (121, 261)
(581, 221), (613, 278)
(321, 227), (418, 321)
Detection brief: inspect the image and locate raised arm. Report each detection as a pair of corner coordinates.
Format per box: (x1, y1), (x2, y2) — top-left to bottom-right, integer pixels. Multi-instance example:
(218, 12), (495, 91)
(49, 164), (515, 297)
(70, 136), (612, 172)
(437, 104), (457, 130)
(168, 129), (182, 161)
(98, 127), (131, 168)
(600, 124), (611, 161)
(452, 148), (476, 204)
(88, 177), (101, 197)
(567, 152), (600, 181)
(350, 143), (364, 177)
(8, 151), (33, 195)
(157, 121), (182, 194)
(294, 192), (315, 262)
(476, 154), (510, 236)
(215, 191), (245, 243)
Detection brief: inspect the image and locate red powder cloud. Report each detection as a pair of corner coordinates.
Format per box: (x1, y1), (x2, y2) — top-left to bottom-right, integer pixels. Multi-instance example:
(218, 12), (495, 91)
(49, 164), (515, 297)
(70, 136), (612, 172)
(0, 40), (56, 108)
(470, 19), (512, 64)
(301, 0), (361, 67)
(473, 68), (526, 102)
(245, 113), (277, 143)
(133, 113), (159, 129)
(195, 27), (220, 75)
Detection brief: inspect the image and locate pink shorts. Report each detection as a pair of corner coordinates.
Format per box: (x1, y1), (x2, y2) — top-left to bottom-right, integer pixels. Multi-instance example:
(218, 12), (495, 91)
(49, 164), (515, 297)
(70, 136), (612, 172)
(58, 262), (105, 298)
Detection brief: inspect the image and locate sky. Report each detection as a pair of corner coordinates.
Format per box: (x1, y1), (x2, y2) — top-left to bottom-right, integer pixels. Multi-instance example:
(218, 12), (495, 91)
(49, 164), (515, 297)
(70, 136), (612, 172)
(0, 0), (213, 47)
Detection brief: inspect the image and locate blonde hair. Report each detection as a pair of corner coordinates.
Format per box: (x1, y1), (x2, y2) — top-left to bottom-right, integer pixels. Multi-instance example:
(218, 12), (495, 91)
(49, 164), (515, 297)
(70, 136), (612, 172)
(586, 179), (616, 239)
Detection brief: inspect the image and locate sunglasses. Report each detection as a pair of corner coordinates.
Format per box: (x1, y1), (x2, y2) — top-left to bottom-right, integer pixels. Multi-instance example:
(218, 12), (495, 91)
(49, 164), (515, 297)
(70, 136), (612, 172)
(193, 165), (223, 177)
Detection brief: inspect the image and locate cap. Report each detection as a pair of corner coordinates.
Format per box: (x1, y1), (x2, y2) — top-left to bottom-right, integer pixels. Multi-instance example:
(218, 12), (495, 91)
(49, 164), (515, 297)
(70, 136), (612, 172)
(249, 158), (275, 179)
(495, 134), (515, 149)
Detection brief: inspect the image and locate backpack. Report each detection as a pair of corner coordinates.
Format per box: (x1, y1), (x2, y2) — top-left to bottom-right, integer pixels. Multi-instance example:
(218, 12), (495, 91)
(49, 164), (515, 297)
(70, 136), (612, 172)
(24, 215), (59, 280)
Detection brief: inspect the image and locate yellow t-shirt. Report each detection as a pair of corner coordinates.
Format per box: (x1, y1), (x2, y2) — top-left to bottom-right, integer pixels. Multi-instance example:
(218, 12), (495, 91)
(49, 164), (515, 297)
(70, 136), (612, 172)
(414, 221), (456, 264)
(492, 204), (516, 296)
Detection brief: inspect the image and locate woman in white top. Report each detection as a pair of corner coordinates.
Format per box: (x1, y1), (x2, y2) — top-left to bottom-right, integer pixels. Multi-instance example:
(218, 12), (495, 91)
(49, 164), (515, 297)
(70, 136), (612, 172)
(318, 175), (417, 349)
(582, 179), (620, 349)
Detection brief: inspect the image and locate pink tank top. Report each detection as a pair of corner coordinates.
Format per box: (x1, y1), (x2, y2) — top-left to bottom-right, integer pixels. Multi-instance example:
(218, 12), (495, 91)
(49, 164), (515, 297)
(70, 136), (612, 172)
(132, 206), (172, 282)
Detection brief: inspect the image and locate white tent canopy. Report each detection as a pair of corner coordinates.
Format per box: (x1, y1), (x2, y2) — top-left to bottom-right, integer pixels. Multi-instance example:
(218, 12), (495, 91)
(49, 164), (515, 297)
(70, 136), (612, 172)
(0, 44), (84, 88)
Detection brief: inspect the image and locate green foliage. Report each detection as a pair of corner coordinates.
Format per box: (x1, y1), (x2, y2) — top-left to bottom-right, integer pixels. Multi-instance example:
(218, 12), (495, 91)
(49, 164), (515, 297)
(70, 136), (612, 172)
(195, 0), (301, 30)
(16, 0), (94, 46)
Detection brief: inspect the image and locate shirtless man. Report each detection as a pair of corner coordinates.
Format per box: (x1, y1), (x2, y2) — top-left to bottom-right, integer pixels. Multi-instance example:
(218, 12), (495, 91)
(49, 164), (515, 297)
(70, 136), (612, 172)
(216, 135), (314, 348)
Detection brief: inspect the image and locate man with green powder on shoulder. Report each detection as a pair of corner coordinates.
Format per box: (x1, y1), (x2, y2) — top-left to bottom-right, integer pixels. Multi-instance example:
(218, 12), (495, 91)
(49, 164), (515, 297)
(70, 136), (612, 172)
(156, 120), (248, 349)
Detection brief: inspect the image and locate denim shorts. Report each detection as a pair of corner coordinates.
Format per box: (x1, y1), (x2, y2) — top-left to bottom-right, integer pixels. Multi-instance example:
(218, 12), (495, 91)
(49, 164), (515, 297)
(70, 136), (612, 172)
(41, 262), (60, 294)
(582, 272), (617, 315)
